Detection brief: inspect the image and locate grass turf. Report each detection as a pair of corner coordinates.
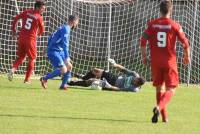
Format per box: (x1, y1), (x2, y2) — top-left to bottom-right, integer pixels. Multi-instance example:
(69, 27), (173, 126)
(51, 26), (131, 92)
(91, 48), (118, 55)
(0, 75), (200, 134)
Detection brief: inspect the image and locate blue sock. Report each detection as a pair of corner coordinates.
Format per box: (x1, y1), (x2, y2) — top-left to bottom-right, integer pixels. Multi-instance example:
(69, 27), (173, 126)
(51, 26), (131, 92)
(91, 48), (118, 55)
(60, 71), (71, 88)
(43, 69), (61, 80)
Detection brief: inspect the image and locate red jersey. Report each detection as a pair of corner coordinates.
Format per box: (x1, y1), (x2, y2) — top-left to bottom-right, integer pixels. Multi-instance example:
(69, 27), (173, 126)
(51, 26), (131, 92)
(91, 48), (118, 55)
(12, 9), (45, 41)
(141, 17), (189, 67)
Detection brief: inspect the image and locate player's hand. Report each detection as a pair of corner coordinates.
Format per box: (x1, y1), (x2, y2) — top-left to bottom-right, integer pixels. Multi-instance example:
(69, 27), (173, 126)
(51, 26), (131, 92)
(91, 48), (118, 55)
(183, 56), (190, 65)
(108, 58), (116, 66)
(99, 78), (112, 88)
(142, 57), (148, 66)
(12, 33), (17, 40)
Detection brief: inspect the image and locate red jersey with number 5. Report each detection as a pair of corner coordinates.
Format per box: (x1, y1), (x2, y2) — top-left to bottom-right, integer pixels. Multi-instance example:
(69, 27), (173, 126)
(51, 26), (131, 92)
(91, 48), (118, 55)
(12, 9), (45, 41)
(141, 17), (189, 67)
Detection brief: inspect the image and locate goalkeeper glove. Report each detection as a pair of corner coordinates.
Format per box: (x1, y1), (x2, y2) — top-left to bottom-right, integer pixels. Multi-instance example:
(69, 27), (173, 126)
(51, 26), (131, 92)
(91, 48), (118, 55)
(108, 58), (116, 66)
(99, 78), (112, 88)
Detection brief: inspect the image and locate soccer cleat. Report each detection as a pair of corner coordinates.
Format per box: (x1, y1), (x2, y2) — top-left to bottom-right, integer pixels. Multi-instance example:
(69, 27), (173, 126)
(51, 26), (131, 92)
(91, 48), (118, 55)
(40, 77), (47, 89)
(162, 118), (169, 123)
(8, 70), (14, 81)
(59, 84), (68, 90)
(24, 80), (31, 84)
(151, 107), (160, 123)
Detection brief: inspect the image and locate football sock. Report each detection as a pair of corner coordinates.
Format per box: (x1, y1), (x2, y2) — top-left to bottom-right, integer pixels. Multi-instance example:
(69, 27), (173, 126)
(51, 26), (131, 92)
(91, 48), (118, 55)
(43, 69), (61, 81)
(25, 59), (35, 81)
(156, 92), (167, 121)
(158, 90), (173, 111)
(60, 71), (71, 88)
(12, 56), (26, 72)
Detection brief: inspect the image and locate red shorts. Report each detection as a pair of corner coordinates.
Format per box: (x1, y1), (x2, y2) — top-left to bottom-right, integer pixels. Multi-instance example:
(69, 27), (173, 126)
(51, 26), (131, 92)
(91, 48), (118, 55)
(151, 64), (179, 87)
(17, 38), (37, 60)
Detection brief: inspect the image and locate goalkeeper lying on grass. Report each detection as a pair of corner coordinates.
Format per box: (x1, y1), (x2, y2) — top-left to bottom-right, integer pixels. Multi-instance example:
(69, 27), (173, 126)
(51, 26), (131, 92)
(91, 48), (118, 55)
(69, 59), (145, 92)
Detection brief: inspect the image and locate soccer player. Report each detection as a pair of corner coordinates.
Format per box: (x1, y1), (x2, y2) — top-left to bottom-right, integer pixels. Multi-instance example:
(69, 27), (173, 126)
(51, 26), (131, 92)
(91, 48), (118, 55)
(8, 1), (45, 83)
(40, 15), (79, 90)
(140, 0), (190, 123)
(69, 63), (145, 92)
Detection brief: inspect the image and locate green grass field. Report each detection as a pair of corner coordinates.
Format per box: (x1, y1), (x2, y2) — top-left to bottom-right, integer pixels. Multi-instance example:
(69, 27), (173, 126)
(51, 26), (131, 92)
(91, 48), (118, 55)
(0, 75), (200, 134)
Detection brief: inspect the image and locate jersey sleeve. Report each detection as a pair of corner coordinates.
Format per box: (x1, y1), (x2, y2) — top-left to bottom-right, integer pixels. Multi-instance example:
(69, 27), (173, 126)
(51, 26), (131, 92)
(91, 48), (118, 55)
(176, 23), (190, 49)
(12, 11), (26, 34)
(61, 26), (70, 58)
(122, 68), (140, 77)
(140, 22), (151, 47)
(37, 16), (45, 36)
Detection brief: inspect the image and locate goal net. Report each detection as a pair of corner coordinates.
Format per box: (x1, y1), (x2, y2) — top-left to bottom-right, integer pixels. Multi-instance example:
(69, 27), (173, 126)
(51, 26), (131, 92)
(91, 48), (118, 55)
(0, 0), (199, 84)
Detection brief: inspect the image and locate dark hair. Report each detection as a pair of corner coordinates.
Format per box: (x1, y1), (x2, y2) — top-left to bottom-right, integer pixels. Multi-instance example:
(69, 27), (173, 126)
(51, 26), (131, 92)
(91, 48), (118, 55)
(68, 15), (79, 22)
(160, 0), (172, 15)
(34, 1), (45, 9)
(137, 77), (145, 87)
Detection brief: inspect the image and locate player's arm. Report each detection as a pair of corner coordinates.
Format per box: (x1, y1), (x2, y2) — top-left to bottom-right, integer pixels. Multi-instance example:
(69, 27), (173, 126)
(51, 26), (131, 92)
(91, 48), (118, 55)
(140, 24), (150, 65)
(176, 25), (190, 65)
(113, 64), (139, 77)
(99, 79), (120, 91)
(61, 26), (70, 59)
(37, 16), (45, 36)
(103, 86), (121, 91)
(12, 11), (26, 37)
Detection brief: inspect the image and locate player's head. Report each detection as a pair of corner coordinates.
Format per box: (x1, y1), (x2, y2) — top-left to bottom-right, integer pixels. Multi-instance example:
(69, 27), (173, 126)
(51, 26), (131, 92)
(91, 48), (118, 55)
(34, 1), (45, 14)
(133, 77), (145, 88)
(160, 0), (172, 17)
(68, 15), (79, 30)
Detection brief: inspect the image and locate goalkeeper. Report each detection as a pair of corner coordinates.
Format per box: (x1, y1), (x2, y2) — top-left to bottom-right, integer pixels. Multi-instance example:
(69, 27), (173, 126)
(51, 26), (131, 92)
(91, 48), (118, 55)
(69, 59), (145, 92)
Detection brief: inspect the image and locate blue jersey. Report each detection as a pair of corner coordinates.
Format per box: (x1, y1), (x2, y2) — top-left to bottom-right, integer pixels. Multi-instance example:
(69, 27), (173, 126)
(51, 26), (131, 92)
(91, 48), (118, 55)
(47, 24), (71, 59)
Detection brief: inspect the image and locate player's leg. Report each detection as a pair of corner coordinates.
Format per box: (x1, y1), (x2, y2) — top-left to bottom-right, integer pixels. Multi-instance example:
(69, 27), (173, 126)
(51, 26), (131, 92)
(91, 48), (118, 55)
(151, 65), (164, 123)
(8, 40), (26, 81)
(40, 40), (61, 88)
(40, 69), (61, 89)
(68, 80), (92, 87)
(40, 52), (63, 89)
(157, 66), (179, 122)
(60, 58), (73, 90)
(59, 66), (69, 90)
(156, 85), (168, 122)
(24, 40), (37, 83)
(42, 69), (61, 81)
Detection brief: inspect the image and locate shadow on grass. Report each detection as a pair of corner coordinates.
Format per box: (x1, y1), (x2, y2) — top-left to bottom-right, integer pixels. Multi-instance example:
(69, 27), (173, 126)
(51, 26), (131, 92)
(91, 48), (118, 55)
(0, 85), (42, 90)
(0, 113), (146, 123)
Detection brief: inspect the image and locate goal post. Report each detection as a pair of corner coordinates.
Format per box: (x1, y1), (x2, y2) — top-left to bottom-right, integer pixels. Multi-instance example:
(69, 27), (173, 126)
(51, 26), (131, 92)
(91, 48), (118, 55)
(0, 0), (199, 84)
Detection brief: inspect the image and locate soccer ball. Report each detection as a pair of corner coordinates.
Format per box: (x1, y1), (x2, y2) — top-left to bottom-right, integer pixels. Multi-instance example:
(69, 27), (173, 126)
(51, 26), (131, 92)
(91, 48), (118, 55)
(90, 80), (102, 90)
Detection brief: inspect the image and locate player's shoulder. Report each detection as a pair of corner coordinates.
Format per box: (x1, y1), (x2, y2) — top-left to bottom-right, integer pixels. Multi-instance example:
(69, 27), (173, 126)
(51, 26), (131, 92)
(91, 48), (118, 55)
(62, 24), (71, 33)
(168, 19), (181, 27)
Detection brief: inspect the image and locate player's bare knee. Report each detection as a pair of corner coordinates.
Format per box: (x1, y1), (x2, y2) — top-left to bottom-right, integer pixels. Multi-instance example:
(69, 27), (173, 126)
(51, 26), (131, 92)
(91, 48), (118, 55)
(60, 66), (68, 74)
(67, 63), (73, 71)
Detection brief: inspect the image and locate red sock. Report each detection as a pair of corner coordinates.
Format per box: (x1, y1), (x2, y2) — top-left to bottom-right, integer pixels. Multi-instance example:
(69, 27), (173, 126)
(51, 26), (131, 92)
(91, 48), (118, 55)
(12, 57), (26, 72)
(25, 60), (35, 81)
(158, 90), (173, 111)
(156, 92), (167, 121)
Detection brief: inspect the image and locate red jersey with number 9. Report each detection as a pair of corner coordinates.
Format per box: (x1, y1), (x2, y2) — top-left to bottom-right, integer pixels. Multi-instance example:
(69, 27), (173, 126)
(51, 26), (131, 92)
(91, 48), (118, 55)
(12, 9), (45, 41)
(141, 17), (189, 67)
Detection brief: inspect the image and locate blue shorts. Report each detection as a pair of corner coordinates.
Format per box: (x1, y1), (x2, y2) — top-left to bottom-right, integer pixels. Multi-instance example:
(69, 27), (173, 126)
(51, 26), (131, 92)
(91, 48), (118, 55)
(47, 51), (65, 68)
